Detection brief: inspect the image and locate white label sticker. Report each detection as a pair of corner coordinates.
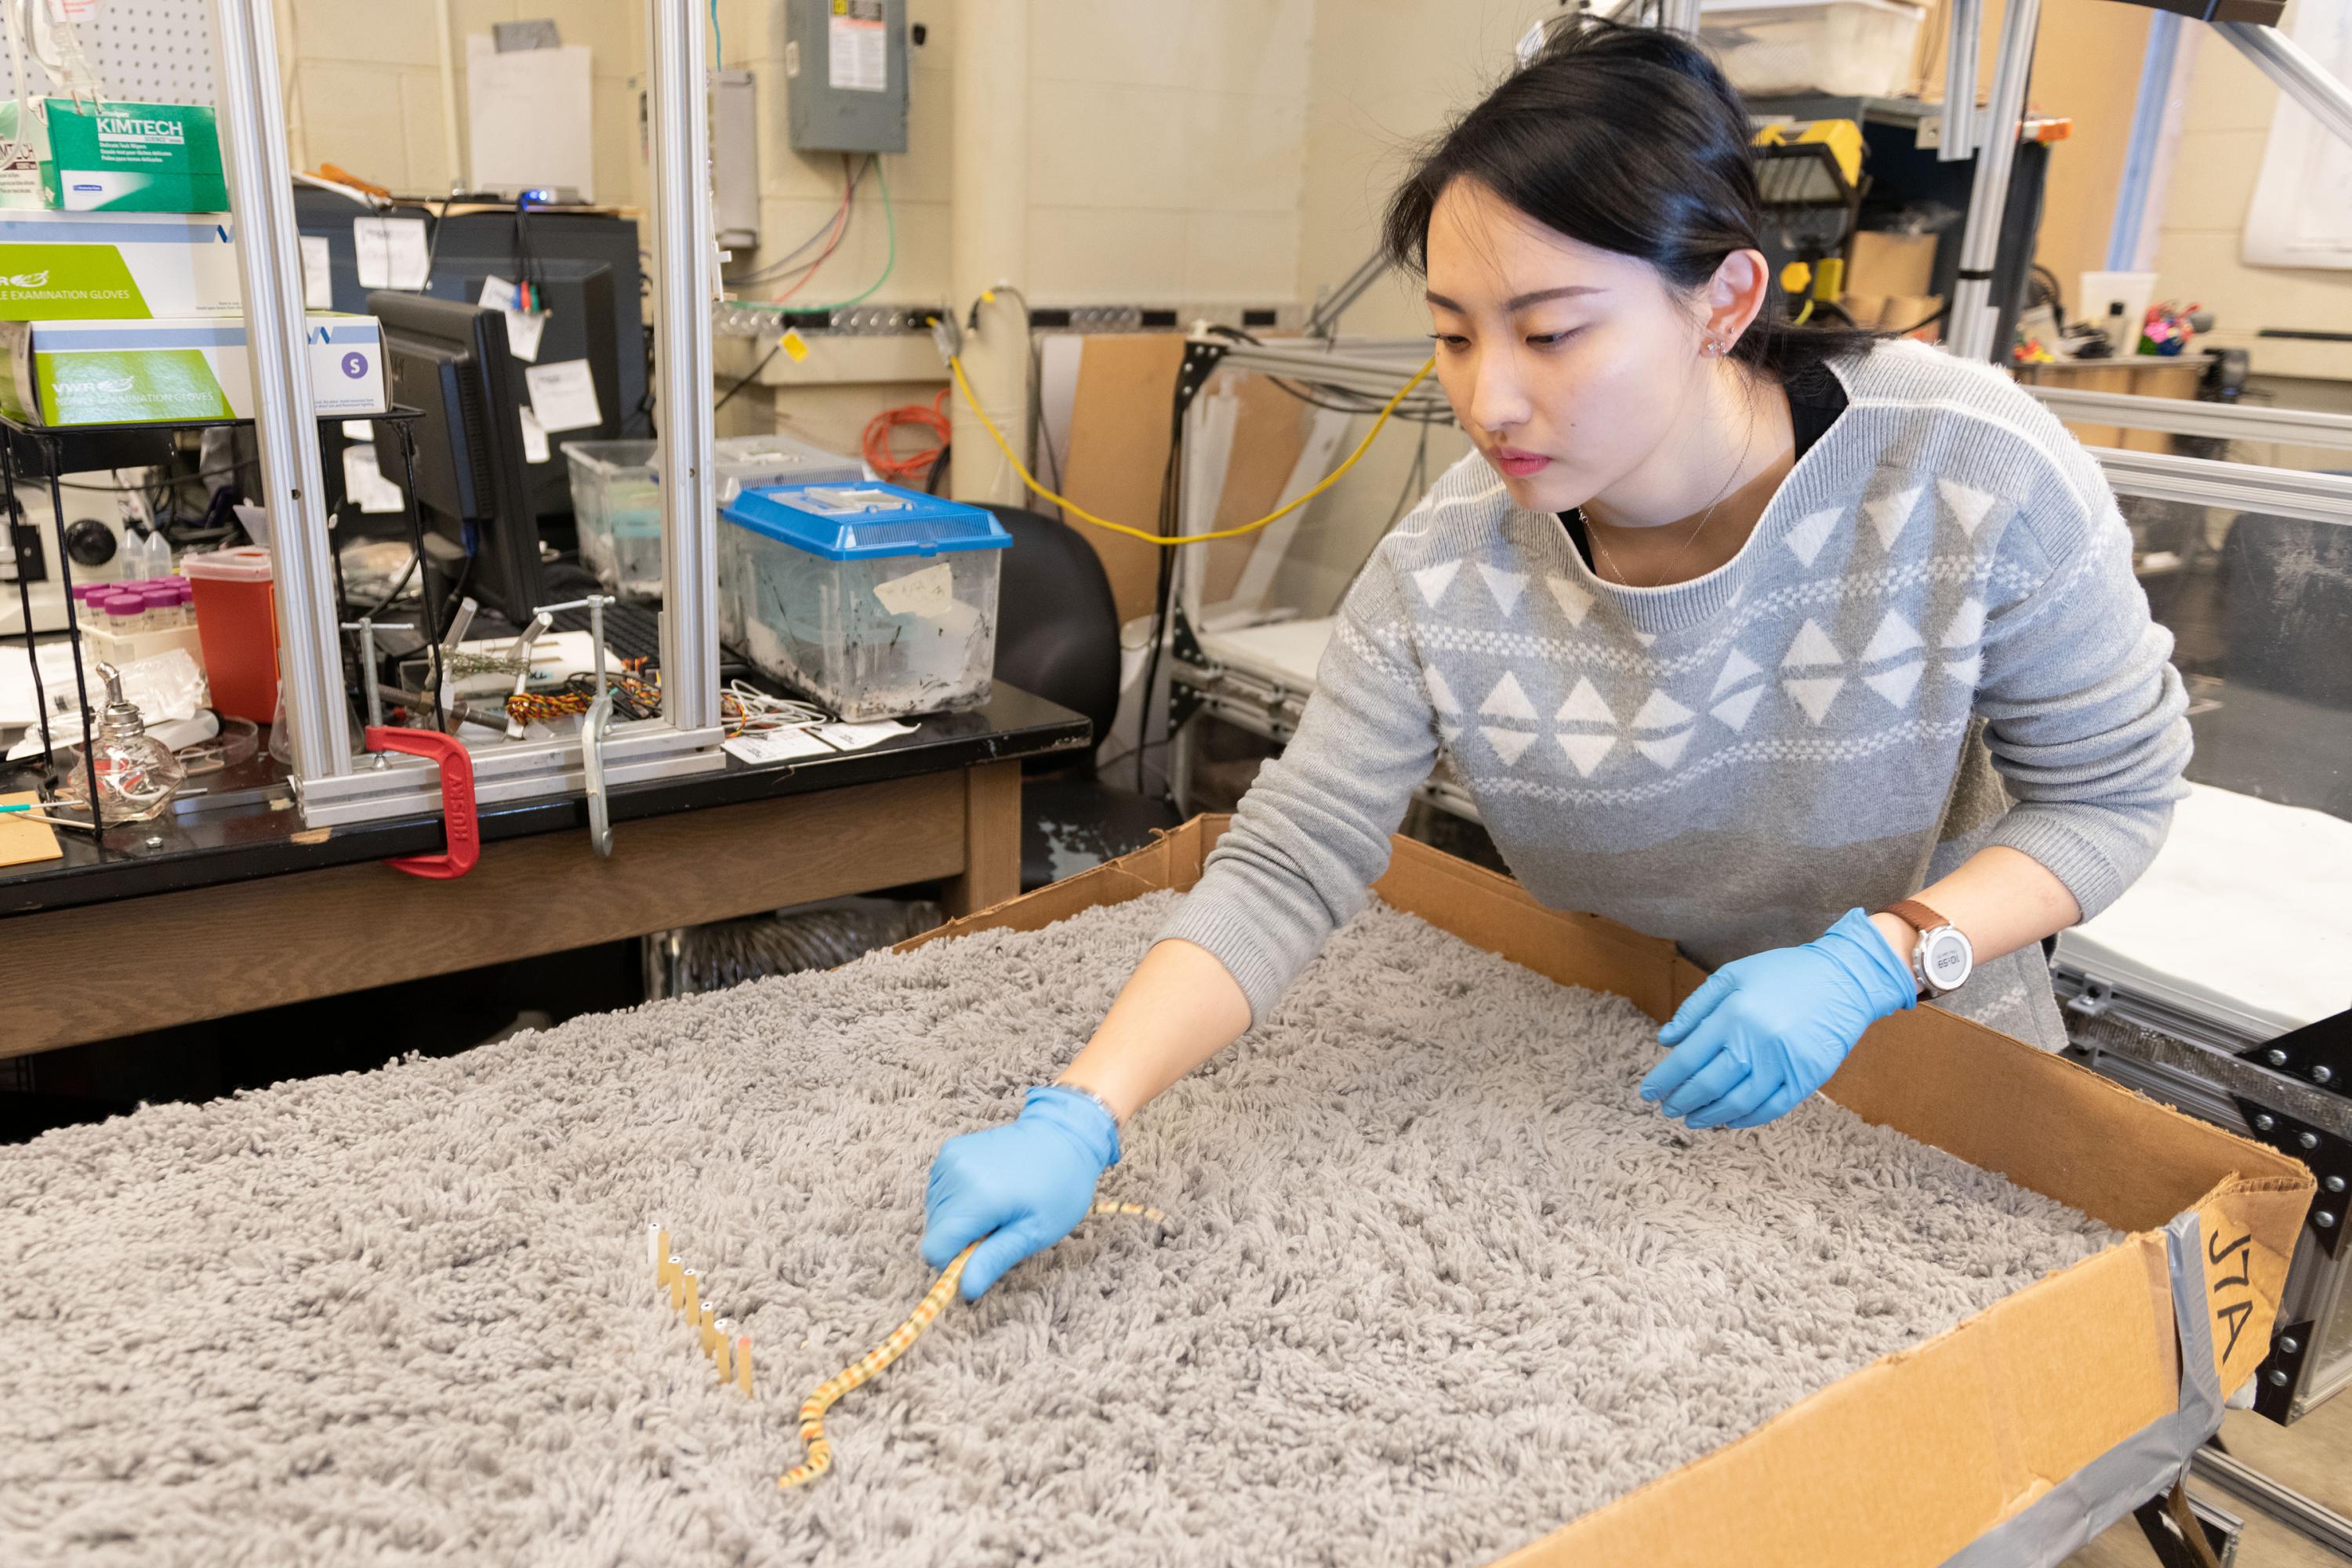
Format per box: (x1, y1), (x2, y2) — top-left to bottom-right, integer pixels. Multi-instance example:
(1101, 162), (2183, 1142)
(340, 419), (375, 441)
(477, 274), (548, 362)
(871, 561), (954, 619)
(300, 234), (333, 309)
(723, 727), (837, 765)
(524, 358), (601, 434)
(341, 444), (407, 514)
(829, 3), (887, 93)
(517, 404), (551, 464)
(352, 216), (430, 290)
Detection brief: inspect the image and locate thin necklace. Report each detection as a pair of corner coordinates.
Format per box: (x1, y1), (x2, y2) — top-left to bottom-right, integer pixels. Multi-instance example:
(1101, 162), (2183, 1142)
(1588, 413), (1759, 589)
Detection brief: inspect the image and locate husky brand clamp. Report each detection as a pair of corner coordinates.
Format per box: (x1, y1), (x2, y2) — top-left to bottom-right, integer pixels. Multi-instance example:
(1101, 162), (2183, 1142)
(364, 727), (480, 879)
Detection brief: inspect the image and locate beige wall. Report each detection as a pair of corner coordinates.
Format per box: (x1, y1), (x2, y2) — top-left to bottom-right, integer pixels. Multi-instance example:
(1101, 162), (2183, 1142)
(2149, 21), (2352, 385)
(277, 0), (646, 209)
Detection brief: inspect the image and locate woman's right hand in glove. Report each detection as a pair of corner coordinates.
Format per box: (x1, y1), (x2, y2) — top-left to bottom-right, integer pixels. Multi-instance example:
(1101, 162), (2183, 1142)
(919, 1083), (1120, 1299)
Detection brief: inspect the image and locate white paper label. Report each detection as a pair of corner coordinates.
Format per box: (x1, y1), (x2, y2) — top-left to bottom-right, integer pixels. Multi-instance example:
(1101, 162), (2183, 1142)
(340, 419), (376, 441)
(829, 4), (887, 92)
(524, 358), (601, 434)
(517, 404), (551, 464)
(300, 234), (333, 309)
(478, 274), (548, 362)
(809, 718), (916, 752)
(872, 561), (953, 620)
(341, 445), (407, 514)
(724, 727), (837, 765)
(352, 216), (430, 290)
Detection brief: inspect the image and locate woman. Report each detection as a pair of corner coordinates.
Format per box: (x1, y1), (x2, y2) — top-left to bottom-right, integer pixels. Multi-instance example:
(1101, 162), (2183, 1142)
(923, 19), (2190, 1299)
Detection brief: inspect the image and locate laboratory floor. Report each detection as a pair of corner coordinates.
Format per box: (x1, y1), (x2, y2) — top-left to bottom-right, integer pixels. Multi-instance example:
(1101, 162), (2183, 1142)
(2067, 1401), (2352, 1567)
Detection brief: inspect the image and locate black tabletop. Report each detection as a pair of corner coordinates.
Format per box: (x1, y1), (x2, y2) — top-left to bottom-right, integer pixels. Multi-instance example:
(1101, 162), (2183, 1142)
(0, 684), (1089, 917)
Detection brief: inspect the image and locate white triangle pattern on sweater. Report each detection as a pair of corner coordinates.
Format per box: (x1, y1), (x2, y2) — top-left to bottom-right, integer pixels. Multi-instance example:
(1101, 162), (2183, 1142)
(1479, 671), (1537, 720)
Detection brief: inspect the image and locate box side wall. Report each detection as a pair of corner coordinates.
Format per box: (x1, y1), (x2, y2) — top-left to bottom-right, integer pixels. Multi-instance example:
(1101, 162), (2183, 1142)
(1494, 1235), (2183, 1568)
(1823, 1000), (2310, 1236)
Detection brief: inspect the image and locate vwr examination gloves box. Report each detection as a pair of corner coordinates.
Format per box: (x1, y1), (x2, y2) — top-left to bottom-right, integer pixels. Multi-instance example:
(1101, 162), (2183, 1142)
(0, 312), (387, 426)
(0, 100), (227, 212)
(0, 209), (241, 319)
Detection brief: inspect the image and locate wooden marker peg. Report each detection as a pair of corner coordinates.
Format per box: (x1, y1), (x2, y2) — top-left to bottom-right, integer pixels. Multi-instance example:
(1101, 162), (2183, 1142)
(681, 1270), (701, 1323)
(668, 1261), (686, 1312)
(736, 1336), (753, 1397)
(713, 1320), (733, 1381)
(651, 1225), (669, 1283)
(698, 1304), (717, 1357)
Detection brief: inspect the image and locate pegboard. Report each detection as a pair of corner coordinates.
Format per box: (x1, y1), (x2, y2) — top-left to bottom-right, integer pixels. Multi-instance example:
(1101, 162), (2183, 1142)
(2, 0), (218, 108)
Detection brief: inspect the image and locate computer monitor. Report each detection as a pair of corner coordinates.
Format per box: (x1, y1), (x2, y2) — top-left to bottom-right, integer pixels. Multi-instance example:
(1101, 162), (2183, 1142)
(298, 190), (644, 521)
(369, 289), (544, 624)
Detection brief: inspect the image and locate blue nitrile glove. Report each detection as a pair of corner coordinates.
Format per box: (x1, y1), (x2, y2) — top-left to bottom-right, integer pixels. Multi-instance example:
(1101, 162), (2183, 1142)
(1639, 909), (1918, 1131)
(920, 1084), (1120, 1300)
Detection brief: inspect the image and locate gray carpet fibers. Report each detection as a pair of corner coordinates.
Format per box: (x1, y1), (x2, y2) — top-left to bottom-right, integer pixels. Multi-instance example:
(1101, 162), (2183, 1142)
(0, 892), (2118, 1566)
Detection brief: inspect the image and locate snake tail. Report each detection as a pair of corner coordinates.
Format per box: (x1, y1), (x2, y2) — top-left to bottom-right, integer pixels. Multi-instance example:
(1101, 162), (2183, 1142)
(775, 1200), (1167, 1490)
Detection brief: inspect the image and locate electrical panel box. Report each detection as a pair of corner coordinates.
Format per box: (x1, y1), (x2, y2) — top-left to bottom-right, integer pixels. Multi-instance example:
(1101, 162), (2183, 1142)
(783, 0), (909, 154)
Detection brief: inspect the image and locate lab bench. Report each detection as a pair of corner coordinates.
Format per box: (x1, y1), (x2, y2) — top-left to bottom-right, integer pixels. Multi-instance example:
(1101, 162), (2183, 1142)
(0, 684), (1089, 1057)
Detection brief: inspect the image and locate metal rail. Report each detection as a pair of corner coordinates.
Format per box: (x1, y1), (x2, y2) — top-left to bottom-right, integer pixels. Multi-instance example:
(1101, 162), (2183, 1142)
(2027, 387), (2352, 452)
(2089, 447), (2352, 528)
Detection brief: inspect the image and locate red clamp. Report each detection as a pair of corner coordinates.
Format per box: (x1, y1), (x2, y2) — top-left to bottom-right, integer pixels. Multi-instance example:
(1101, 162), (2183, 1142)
(365, 726), (480, 880)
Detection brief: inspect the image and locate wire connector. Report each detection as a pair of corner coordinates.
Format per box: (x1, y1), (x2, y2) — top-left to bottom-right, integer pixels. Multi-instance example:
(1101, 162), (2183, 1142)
(926, 310), (962, 368)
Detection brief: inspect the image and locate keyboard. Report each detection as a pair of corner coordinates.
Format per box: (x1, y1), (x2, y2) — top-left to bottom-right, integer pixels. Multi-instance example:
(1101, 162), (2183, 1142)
(550, 599), (662, 664)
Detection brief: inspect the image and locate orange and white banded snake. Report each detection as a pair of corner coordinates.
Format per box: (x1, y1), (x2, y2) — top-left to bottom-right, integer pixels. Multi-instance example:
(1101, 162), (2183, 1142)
(777, 1199), (1168, 1489)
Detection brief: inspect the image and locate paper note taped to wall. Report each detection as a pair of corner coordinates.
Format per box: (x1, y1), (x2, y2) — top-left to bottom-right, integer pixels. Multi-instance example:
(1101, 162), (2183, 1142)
(301, 234), (332, 309)
(353, 216), (429, 290)
(829, 2), (887, 92)
(342, 444), (406, 514)
(524, 358), (600, 434)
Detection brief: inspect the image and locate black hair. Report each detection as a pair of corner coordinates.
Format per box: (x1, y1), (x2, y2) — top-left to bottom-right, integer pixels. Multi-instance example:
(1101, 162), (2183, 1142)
(1381, 16), (1878, 383)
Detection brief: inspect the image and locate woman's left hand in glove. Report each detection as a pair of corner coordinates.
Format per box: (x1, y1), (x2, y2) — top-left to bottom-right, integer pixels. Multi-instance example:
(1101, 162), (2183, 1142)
(1638, 908), (1918, 1131)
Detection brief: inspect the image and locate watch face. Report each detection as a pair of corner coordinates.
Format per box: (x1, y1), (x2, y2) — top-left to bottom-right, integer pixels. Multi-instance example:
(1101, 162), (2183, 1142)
(1922, 929), (1973, 991)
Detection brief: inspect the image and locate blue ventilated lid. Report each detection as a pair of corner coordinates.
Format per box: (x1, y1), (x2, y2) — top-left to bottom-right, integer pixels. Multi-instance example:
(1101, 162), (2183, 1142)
(720, 481), (1012, 560)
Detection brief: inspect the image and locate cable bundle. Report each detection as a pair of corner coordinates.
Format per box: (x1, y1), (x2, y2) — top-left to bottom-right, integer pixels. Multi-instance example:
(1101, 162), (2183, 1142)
(862, 389), (952, 488)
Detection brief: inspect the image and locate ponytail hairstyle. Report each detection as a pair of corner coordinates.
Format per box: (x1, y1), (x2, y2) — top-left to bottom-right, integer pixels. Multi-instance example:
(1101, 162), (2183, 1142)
(1381, 15), (1878, 383)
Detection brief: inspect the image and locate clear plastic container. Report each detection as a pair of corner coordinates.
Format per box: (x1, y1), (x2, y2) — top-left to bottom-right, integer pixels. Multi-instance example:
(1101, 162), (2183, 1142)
(718, 481), (1011, 720)
(1700, 0), (1926, 97)
(563, 434), (862, 609)
(561, 439), (662, 604)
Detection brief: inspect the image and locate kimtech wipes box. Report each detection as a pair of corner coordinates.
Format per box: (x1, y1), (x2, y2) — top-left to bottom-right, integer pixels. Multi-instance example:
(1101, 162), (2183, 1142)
(0, 312), (387, 426)
(0, 209), (241, 319)
(0, 100), (228, 212)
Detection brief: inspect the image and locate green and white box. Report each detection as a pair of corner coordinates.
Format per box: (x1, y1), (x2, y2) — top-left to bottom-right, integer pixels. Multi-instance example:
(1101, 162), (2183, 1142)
(0, 312), (388, 426)
(0, 100), (228, 212)
(0, 209), (241, 319)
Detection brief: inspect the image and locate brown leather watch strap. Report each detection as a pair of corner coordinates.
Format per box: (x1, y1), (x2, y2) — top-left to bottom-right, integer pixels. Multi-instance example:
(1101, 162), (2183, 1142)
(1882, 898), (1950, 936)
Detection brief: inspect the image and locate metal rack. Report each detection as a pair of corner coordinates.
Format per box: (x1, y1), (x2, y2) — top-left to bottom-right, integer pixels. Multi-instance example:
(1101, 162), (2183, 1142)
(2, 405), (426, 837)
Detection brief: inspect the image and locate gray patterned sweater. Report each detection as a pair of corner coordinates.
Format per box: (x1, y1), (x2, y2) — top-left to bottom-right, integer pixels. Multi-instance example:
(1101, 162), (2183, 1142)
(1158, 338), (2191, 1048)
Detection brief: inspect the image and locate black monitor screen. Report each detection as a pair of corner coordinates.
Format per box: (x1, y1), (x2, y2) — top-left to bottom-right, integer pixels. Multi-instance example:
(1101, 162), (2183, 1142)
(370, 290), (543, 623)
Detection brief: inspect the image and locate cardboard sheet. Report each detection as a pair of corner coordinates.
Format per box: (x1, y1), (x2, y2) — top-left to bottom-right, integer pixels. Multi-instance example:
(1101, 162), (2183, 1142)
(0, 789), (61, 867)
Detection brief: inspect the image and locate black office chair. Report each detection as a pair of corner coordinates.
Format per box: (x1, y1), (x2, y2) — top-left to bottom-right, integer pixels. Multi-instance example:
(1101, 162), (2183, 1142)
(985, 503), (1184, 891)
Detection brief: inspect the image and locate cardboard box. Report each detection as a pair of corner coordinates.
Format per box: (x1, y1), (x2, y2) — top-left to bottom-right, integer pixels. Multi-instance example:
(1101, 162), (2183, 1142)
(0, 209), (241, 319)
(0, 99), (227, 212)
(1847, 229), (1940, 299)
(0, 312), (388, 426)
(903, 818), (2315, 1568)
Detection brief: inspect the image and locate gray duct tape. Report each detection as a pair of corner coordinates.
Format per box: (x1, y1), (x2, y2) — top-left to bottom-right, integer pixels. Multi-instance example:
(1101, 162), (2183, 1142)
(1938, 1210), (2224, 1567)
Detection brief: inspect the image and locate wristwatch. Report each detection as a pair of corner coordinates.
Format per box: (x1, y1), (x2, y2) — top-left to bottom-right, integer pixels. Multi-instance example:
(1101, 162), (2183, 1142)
(1881, 898), (1974, 996)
